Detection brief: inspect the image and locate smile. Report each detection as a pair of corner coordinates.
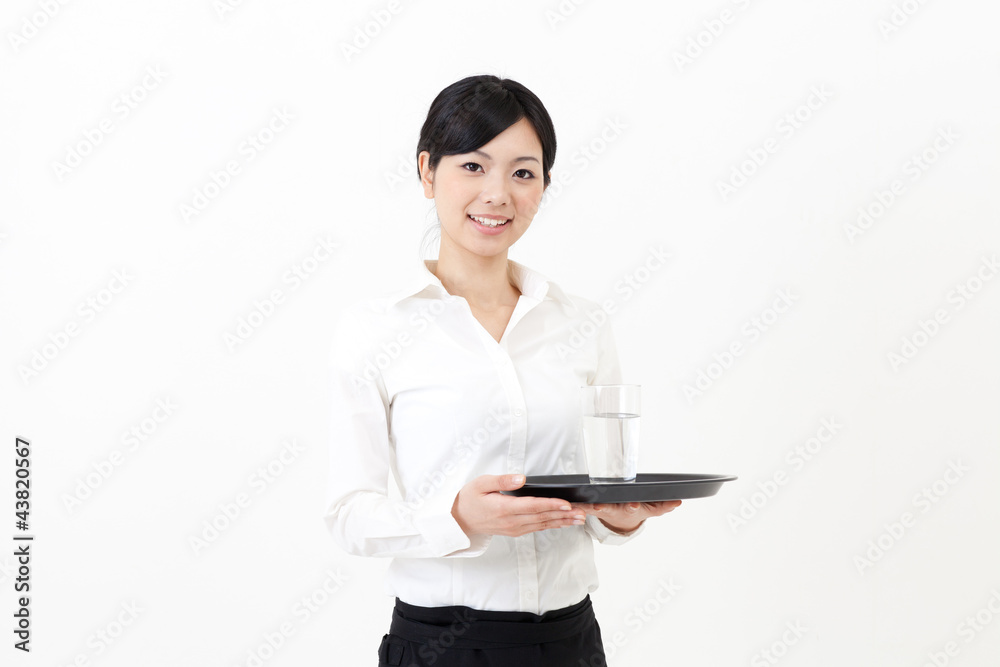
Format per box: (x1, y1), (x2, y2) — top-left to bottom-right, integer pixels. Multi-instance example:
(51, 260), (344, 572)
(468, 214), (510, 228)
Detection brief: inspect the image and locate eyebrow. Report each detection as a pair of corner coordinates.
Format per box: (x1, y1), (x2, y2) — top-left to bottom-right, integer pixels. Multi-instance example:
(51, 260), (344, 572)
(471, 149), (540, 165)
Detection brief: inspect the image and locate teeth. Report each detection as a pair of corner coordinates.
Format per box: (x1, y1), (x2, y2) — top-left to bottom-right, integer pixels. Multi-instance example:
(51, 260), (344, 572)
(470, 215), (509, 227)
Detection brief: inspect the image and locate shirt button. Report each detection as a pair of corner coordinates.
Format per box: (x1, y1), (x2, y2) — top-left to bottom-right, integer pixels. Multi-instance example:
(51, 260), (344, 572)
(514, 409), (523, 417)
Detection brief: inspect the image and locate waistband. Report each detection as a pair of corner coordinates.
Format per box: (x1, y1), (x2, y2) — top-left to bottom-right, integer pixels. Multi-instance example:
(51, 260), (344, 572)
(390, 595), (595, 648)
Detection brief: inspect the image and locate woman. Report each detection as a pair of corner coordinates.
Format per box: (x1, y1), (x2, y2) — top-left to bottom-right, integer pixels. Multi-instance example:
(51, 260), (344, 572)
(325, 74), (681, 667)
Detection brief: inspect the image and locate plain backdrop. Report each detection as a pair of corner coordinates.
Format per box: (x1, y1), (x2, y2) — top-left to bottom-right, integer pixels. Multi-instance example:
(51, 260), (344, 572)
(2, 1), (999, 665)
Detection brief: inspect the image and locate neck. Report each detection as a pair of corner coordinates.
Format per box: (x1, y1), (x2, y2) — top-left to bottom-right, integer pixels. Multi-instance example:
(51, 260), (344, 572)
(431, 245), (519, 309)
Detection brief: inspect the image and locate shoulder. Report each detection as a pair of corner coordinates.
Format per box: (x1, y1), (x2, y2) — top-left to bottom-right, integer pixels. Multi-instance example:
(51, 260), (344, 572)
(545, 283), (610, 330)
(559, 290), (601, 316)
(510, 260), (601, 318)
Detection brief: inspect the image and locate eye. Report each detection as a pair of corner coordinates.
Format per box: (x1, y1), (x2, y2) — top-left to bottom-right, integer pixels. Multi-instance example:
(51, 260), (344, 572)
(461, 162), (484, 173)
(515, 169), (535, 179)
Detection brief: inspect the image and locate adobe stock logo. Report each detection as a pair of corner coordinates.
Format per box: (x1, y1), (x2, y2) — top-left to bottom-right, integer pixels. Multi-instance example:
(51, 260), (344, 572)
(8, 0), (72, 52)
(51, 65), (168, 182)
(232, 568), (351, 667)
(189, 439), (305, 556)
(750, 620), (808, 667)
(224, 236), (338, 351)
(55, 600), (144, 665)
(62, 398), (178, 513)
(339, 0), (406, 62)
(887, 254), (998, 372)
(920, 589), (1000, 667)
(716, 86), (832, 202)
(538, 117), (628, 211)
(672, 0), (755, 72)
(727, 418), (842, 532)
(878, 0), (931, 40)
(17, 269), (134, 385)
(843, 127), (958, 244)
(556, 245), (669, 360)
(214, 0), (249, 19)
(683, 289), (797, 403)
(179, 107), (294, 224)
(853, 459), (968, 575)
(544, 0), (591, 30)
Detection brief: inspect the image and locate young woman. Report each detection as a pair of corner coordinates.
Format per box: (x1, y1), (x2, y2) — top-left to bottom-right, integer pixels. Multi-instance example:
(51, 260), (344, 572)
(325, 74), (681, 667)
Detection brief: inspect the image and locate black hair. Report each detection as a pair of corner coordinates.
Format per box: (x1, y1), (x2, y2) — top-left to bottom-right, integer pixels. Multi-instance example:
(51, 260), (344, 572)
(416, 75), (557, 188)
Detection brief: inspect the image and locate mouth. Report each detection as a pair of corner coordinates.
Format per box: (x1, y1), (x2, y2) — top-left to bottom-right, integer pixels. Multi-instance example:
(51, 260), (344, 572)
(468, 214), (511, 228)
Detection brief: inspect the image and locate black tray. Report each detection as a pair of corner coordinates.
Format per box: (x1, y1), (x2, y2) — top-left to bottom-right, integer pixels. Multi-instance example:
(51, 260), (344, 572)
(500, 473), (737, 503)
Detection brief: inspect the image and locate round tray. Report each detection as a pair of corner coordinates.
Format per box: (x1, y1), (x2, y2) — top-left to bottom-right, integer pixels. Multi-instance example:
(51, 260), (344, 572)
(500, 473), (738, 503)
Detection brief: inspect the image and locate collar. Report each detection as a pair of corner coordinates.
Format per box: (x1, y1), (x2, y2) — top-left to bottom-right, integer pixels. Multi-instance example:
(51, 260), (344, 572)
(385, 258), (575, 309)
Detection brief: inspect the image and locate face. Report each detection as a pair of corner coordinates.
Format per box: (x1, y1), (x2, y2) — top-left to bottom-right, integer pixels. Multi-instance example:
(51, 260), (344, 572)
(419, 117), (548, 261)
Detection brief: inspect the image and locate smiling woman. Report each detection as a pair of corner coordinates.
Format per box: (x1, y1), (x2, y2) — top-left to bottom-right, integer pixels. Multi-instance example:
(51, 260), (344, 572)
(415, 78), (555, 262)
(420, 117), (544, 258)
(324, 74), (681, 667)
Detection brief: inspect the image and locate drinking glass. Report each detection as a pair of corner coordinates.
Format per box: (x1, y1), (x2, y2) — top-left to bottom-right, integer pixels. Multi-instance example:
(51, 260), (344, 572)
(580, 384), (640, 484)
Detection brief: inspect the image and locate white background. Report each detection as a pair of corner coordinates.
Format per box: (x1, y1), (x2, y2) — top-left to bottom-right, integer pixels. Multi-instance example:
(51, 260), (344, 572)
(2, 1), (999, 665)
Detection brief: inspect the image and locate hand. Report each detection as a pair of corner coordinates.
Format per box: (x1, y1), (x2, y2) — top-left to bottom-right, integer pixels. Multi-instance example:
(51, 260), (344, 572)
(451, 474), (586, 538)
(572, 500), (682, 534)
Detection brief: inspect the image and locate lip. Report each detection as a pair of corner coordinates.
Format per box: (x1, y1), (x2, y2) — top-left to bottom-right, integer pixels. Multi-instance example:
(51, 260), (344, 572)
(468, 214), (511, 235)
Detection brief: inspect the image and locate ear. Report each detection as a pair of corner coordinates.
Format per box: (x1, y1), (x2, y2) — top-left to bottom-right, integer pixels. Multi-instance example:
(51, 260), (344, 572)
(418, 151), (435, 199)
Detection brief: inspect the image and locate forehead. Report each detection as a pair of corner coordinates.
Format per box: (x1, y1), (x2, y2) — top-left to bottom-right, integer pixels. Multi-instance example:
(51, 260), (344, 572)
(470, 118), (543, 159)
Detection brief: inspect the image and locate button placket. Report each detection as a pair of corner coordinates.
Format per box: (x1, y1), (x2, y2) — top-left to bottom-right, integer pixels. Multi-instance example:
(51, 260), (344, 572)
(492, 344), (537, 612)
(495, 349), (527, 475)
(476, 294), (543, 613)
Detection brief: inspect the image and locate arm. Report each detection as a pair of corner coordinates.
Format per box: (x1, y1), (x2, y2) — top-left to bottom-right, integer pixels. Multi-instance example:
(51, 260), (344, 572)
(322, 308), (583, 557)
(579, 501), (683, 543)
(322, 308), (481, 559)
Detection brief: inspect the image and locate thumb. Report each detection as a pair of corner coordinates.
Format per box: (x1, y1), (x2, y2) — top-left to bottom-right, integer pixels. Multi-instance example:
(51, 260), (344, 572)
(495, 474), (526, 491)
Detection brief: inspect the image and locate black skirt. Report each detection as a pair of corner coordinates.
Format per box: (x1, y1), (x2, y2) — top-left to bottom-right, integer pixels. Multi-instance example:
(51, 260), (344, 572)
(377, 595), (607, 667)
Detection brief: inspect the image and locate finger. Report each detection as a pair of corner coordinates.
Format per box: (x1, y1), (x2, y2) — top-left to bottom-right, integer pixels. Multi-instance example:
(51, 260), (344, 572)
(645, 500), (682, 515)
(474, 473), (528, 494)
(520, 510), (587, 526)
(594, 503), (624, 514)
(506, 496), (576, 515)
(516, 515), (586, 535)
(502, 509), (583, 535)
(484, 474), (526, 492)
(575, 503), (611, 514)
(511, 504), (585, 525)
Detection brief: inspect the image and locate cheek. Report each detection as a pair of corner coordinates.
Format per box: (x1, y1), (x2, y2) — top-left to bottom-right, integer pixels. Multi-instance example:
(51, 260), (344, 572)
(517, 194), (543, 219)
(443, 184), (477, 208)
(526, 183), (546, 202)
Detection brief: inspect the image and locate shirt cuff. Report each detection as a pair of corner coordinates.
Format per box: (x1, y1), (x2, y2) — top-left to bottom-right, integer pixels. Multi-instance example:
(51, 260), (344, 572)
(444, 532), (493, 558)
(585, 514), (646, 545)
(411, 491), (492, 558)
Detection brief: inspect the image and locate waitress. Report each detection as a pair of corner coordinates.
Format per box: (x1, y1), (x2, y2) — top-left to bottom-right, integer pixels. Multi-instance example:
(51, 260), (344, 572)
(325, 74), (681, 667)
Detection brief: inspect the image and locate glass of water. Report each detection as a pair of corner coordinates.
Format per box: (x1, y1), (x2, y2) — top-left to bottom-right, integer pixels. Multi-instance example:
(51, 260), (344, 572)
(580, 384), (640, 484)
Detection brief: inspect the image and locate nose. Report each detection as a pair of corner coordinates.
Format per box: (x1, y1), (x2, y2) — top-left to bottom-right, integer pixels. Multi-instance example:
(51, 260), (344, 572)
(479, 170), (510, 206)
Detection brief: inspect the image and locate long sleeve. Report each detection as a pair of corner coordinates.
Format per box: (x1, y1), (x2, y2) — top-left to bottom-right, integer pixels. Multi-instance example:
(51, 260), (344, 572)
(322, 307), (489, 559)
(585, 513), (647, 544)
(321, 260), (648, 612)
(581, 312), (647, 545)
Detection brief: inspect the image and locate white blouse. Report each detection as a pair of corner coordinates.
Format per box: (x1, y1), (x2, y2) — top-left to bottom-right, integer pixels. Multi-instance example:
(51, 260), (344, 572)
(323, 258), (643, 614)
